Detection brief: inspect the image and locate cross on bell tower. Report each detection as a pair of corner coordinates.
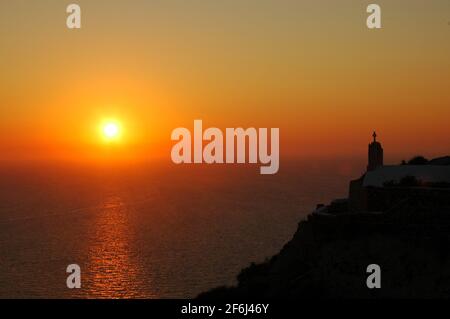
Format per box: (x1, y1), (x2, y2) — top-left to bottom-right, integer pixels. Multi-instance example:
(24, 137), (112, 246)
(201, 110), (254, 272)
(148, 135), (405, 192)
(367, 131), (383, 171)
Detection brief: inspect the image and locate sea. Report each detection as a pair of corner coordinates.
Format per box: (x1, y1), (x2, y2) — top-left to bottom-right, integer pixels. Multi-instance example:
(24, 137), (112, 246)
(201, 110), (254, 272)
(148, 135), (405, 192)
(0, 158), (363, 298)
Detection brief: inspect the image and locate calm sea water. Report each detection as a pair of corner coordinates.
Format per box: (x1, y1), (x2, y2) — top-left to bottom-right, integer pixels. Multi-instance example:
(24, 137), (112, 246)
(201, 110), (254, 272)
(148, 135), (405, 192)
(0, 159), (362, 298)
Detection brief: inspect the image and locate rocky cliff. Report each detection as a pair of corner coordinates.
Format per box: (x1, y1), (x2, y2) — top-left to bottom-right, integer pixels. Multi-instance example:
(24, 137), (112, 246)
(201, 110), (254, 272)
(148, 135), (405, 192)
(199, 196), (450, 298)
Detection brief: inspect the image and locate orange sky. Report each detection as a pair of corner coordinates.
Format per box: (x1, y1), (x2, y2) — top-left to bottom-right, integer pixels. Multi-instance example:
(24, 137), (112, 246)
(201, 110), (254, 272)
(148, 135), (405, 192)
(0, 0), (449, 163)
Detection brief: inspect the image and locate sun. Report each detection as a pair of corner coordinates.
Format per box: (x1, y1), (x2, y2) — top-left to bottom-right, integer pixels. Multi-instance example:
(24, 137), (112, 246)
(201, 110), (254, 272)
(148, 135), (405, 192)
(102, 121), (121, 140)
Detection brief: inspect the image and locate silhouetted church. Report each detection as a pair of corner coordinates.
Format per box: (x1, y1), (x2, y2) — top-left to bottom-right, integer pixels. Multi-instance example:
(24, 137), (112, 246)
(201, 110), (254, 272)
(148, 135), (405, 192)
(347, 132), (450, 213)
(367, 131), (383, 171)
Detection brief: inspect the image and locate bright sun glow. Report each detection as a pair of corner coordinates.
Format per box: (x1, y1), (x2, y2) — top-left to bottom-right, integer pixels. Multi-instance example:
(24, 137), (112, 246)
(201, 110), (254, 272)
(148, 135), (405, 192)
(102, 122), (120, 140)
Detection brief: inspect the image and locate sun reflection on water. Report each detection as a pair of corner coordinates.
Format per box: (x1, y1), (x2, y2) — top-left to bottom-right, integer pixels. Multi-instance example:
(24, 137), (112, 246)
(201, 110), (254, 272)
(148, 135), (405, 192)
(83, 196), (154, 298)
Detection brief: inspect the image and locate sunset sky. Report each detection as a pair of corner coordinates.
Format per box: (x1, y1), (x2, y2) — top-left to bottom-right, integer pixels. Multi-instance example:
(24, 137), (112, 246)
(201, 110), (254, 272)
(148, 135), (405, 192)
(0, 0), (449, 163)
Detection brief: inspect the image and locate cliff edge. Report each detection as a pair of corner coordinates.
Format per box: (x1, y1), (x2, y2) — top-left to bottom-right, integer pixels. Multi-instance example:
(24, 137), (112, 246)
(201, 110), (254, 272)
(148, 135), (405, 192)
(198, 196), (450, 298)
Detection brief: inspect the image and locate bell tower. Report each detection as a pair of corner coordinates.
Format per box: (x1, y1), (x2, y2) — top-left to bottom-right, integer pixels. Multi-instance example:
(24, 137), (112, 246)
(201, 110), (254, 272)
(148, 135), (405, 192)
(367, 131), (383, 171)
